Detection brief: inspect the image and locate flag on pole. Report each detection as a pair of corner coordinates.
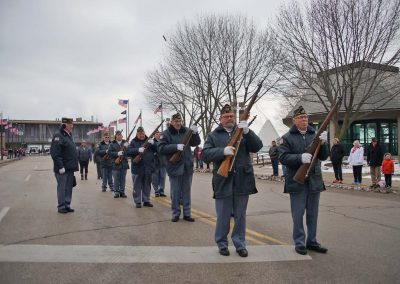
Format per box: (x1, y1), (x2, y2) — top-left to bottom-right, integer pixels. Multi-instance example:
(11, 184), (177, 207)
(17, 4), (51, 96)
(5, 122), (12, 129)
(121, 110), (127, 115)
(109, 120), (117, 127)
(153, 103), (162, 114)
(118, 99), (128, 108)
(134, 112), (141, 124)
(118, 117), (127, 124)
(0, 119), (7, 126)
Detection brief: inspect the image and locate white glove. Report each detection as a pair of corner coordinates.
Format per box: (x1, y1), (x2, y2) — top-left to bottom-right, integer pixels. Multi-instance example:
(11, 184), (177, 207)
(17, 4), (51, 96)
(148, 138), (154, 145)
(123, 142), (129, 147)
(319, 131), (327, 144)
(139, 147), (145, 153)
(223, 146), (235, 156)
(59, 168), (65, 174)
(177, 144), (185, 151)
(301, 153), (312, 164)
(237, 121), (249, 134)
(118, 151), (124, 156)
(190, 125), (198, 134)
(106, 149), (108, 154)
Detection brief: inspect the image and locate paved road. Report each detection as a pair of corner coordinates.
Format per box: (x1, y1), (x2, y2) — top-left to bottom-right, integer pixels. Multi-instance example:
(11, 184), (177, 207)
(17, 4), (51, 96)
(0, 156), (399, 283)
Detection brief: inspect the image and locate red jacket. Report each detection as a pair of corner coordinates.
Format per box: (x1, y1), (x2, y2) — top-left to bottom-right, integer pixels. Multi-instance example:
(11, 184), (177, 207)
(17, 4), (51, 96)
(382, 159), (394, 174)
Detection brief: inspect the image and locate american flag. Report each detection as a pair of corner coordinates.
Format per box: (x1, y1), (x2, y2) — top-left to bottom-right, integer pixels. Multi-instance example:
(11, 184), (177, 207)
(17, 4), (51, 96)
(153, 103), (162, 114)
(109, 120), (117, 127)
(5, 122), (12, 129)
(134, 113), (141, 124)
(0, 119), (7, 126)
(118, 99), (128, 108)
(118, 117), (127, 124)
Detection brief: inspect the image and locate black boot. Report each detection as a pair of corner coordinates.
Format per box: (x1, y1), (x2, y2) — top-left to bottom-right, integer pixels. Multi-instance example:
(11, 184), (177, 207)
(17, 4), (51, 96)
(81, 174), (84, 180)
(85, 174), (88, 180)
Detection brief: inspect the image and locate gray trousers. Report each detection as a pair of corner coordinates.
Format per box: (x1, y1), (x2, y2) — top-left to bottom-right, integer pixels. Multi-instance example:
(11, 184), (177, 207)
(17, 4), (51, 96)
(112, 169), (127, 194)
(132, 173), (151, 204)
(215, 194), (249, 251)
(290, 189), (320, 248)
(170, 173), (193, 218)
(101, 167), (114, 191)
(55, 171), (74, 209)
(152, 166), (166, 194)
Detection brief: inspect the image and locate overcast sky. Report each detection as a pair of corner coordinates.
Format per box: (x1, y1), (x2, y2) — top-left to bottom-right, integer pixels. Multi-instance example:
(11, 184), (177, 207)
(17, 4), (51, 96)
(0, 0), (289, 136)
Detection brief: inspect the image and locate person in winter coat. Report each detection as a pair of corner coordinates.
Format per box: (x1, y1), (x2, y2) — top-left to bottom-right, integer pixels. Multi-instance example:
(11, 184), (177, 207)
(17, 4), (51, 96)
(50, 118), (79, 214)
(348, 140), (364, 185)
(151, 130), (167, 197)
(96, 133), (114, 192)
(108, 130), (129, 198)
(269, 140), (279, 176)
(158, 113), (201, 223)
(77, 140), (92, 180)
(382, 153), (394, 190)
(330, 138), (345, 183)
(366, 137), (384, 189)
(279, 106), (329, 256)
(201, 104), (263, 258)
(126, 127), (157, 208)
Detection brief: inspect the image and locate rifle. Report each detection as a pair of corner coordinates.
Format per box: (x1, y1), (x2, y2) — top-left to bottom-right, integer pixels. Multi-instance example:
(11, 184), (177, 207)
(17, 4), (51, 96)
(217, 82), (264, 177)
(169, 113), (204, 164)
(293, 97), (343, 184)
(132, 120), (164, 164)
(115, 127), (134, 165)
(248, 115), (257, 127)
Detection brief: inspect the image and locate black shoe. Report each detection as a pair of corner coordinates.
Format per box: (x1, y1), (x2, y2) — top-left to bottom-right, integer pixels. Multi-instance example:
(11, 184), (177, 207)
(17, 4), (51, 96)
(110, 189), (114, 192)
(114, 193), (120, 198)
(306, 245), (328, 253)
(120, 193), (127, 198)
(66, 207), (75, 213)
(236, 248), (248, 257)
(135, 203), (142, 208)
(81, 176), (84, 180)
(183, 216), (195, 222)
(85, 176), (88, 180)
(58, 208), (68, 214)
(295, 246), (308, 255)
(143, 202), (154, 207)
(159, 193), (167, 197)
(155, 193), (160, 197)
(171, 216), (179, 222)
(102, 189), (106, 192)
(219, 248), (230, 256)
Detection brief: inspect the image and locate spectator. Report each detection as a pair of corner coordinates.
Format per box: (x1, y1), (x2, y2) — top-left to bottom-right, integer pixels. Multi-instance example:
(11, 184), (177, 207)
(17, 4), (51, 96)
(348, 140), (364, 185)
(77, 140), (92, 180)
(269, 140), (279, 176)
(330, 138), (345, 183)
(382, 153), (394, 192)
(366, 137), (384, 189)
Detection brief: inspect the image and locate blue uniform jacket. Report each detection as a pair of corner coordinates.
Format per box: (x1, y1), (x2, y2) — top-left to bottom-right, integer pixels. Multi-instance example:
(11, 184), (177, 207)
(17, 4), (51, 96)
(201, 125), (263, 199)
(50, 126), (79, 173)
(279, 125), (329, 194)
(158, 125), (201, 177)
(126, 136), (157, 175)
(108, 140), (130, 170)
(96, 141), (113, 168)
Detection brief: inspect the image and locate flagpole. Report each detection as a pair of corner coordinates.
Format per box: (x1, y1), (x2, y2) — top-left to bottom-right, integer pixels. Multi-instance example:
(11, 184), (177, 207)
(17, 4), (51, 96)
(140, 109), (142, 127)
(127, 100), (130, 138)
(160, 102), (164, 131)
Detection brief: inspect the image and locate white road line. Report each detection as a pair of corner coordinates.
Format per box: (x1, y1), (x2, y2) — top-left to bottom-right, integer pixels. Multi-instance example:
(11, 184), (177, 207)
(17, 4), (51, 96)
(0, 207), (10, 224)
(25, 174), (31, 181)
(0, 245), (311, 263)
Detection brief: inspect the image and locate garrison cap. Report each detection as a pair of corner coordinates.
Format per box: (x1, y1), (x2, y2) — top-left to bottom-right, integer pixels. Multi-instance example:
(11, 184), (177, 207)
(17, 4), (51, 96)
(61, 117), (73, 124)
(171, 113), (182, 120)
(137, 126), (144, 133)
(293, 106), (307, 118)
(220, 104), (233, 115)
(115, 130), (122, 137)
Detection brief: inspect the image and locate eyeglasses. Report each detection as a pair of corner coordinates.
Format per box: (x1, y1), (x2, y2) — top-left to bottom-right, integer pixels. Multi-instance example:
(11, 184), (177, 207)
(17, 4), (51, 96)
(104, 136), (110, 138)
(221, 115), (235, 119)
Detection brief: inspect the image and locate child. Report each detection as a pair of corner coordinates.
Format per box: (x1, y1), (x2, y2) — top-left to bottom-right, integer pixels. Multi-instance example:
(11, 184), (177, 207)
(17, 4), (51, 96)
(381, 153), (394, 191)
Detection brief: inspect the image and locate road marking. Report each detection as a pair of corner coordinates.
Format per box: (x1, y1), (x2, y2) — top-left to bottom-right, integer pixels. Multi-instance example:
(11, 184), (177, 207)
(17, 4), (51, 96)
(25, 174), (31, 181)
(0, 207), (10, 224)
(0, 244), (311, 263)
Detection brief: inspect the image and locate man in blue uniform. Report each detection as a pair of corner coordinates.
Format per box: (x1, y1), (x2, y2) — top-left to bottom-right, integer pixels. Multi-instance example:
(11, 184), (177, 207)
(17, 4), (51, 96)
(279, 106), (329, 255)
(108, 130), (129, 198)
(151, 130), (167, 197)
(50, 117), (79, 214)
(201, 104), (263, 257)
(96, 132), (114, 192)
(158, 113), (201, 222)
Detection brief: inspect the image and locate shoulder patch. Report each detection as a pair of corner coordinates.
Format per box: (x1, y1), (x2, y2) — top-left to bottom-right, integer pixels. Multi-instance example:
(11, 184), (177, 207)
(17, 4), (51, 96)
(54, 137), (60, 141)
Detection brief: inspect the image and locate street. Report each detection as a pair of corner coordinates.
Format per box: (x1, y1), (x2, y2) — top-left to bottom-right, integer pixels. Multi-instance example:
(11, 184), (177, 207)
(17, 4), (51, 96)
(0, 156), (399, 283)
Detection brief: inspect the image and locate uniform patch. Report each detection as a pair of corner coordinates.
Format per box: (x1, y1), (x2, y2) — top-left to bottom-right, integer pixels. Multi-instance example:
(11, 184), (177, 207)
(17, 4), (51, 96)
(54, 137), (60, 141)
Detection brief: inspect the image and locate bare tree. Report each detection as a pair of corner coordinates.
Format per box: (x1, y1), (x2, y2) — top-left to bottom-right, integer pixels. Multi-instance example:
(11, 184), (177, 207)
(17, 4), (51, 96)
(145, 15), (282, 139)
(276, 0), (400, 138)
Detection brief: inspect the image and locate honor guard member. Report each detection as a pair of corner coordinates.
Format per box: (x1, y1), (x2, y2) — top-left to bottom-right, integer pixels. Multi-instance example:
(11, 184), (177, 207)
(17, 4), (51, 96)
(279, 106), (329, 255)
(77, 140), (92, 180)
(158, 113), (201, 222)
(108, 130), (129, 198)
(50, 117), (79, 214)
(97, 132), (114, 192)
(201, 104), (263, 257)
(151, 130), (167, 197)
(126, 127), (157, 208)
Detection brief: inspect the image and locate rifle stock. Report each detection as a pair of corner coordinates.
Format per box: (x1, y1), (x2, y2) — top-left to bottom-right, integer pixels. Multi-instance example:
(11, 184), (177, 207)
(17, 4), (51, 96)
(293, 97), (342, 184)
(169, 113), (204, 164)
(132, 120), (164, 164)
(217, 82), (264, 178)
(115, 127), (133, 165)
